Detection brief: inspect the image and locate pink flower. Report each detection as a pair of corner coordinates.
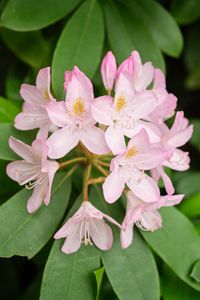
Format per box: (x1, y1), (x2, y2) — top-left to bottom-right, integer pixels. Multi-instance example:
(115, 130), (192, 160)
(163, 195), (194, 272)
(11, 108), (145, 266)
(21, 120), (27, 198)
(103, 129), (169, 203)
(15, 67), (56, 139)
(6, 137), (59, 213)
(116, 51), (154, 92)
(152, 111), (193, 195)
(64, 70), (73, 91)
(46, 66), (109, 159)
(121, 191), (184, 249)
(54, 201), (121, 254)
(147, 69), (177, 124)
(101, 51), (117, 92)
(92, 71), (160, 155)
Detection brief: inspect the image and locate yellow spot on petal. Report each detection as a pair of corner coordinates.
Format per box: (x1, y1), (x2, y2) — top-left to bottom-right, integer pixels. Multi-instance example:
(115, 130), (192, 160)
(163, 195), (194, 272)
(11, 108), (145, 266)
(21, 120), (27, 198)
(125, 146), (138, 158)
(72, 97), (85, 115)
(44, 89), (50, 101)
(115, 95), (126, 112)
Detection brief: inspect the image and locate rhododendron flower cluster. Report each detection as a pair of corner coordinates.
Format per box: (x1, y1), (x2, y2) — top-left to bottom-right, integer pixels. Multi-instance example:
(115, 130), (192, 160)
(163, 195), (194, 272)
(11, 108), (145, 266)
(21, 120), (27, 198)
(7, 50), (193, 254)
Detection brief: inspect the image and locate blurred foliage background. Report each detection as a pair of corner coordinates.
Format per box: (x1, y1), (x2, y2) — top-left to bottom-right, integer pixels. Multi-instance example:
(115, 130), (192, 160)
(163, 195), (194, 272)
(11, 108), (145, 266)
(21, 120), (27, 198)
(0, 0), (200, 299)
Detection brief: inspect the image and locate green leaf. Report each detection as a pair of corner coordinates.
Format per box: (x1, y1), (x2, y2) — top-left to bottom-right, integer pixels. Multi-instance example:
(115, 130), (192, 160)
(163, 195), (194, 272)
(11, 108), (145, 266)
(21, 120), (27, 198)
(0, 0), (81, 31)
(52, 0), (104, 98)
(176, 172), (200, 197)
(91, 186), (160, 300)
(190, 260), (200, 283)
(171, 0), (200, 25)
(40, 195), (101, 300)
(1, 29), (50, 69)
(179, 193), (200, 218)
(162, 266), (200, 300)
(0, 123), (36, 161)
(104, 0), (165, 70)
(94, 267), (104, 300)
(132, 0), (183, 57)
(141, 207), (200, 290)
(0, 96), (20, 122)
(0, 172), (71, 258)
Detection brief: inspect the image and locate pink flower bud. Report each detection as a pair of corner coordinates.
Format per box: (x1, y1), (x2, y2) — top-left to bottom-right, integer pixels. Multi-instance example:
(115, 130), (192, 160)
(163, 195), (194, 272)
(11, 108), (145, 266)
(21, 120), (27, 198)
(101, 51), (117, 92)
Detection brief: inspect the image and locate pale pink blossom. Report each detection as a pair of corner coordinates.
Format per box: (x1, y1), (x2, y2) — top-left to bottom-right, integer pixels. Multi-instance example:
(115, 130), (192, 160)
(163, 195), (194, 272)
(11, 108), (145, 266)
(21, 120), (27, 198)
(64, 70), (73, 91)
(103, 129), (169, 203)
(116, 50), (154, 92)
(6, 137), (59, 213)
(101, 51), (117, 92)
(15, 67), (56, 139)
(121, 191), (184, 249)
(147, 69), (177, 124)
(46, 66), (109, 159)
(92, 71), (160, 155)
(152, 111), (193, 195)
(54, 201), (121, 254)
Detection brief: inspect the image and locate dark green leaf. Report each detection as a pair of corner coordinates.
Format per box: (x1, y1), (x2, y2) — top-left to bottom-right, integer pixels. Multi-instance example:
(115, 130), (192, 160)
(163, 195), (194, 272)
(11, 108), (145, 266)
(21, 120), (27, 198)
(141, 207), (200, 290)
(0, 172), (71, 258)
(162, 266), (200, 300)
(104, 0), (165, 70)
(94, 267), (104, 300)
(0, 123), (36, 161)
(1, 29), (50, 69)
(190, 260), (200, 283)
(131, 0), (183, 57)
(0, 96), (20, 122)
(1, 0), (81, 31)
(52, 0), (104, 98)
(176, 172), (200, 197)
(171, 0), (200, 25)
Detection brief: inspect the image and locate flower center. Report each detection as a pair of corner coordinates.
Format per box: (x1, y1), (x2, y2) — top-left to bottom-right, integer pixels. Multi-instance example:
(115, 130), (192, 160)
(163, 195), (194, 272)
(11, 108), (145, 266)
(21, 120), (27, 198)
(82, 218), (93, 246)
(115, 95), (126, 112)
(72, 97), (85, 115)
(125, 146), (138, 158)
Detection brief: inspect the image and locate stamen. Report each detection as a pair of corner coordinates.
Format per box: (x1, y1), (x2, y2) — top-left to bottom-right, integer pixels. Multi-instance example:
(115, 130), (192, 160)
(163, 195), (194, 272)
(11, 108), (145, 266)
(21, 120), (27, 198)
(72, 97), (85, 115)
(82, 218), (93, 246)
(115, 95), (126, 112)
(44, 89), (50, 101)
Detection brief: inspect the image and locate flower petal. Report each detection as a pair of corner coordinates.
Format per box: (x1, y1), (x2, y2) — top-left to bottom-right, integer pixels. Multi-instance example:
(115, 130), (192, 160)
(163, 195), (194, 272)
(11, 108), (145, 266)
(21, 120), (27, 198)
(20, 84), (44, 105)
(47, 127), (79, 159)
(9, 137), (38, 162)
(105, 126), (126, 155)
(91, 96), (113, 125)
(27, 180), (48, 213)
(80, 126), (110, 155)
(120, 224), (134, 249)
(45, 101), (72, 127)
(90, 219), (113, 250)
(61, 227), (82, 254)
(103, 171), (125, 203)
(44, 161), (59, 205)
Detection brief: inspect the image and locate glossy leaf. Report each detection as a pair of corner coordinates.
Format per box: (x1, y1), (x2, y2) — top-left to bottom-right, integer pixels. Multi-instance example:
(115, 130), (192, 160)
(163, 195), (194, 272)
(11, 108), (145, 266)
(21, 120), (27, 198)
(0, 96), (20, 123)
(162, 266), (200, 300)
(0, 172), (71, 258)
(176, 172), (200, 197)
(91, 186), (160, 300)
(1, 29), (50, 69)
(0, 0), (81, 31)
(141, 207), (200, 290)
(190, 260), (200, 283)
(104, 0), (165, 70)
(52, 0), (104, 98)
(171, 0), (200, 25)
(131, 0), (183, 57)
(179, 193), (200, 218)
(0, 123), (36, 161)
(94, 267), (104, 300)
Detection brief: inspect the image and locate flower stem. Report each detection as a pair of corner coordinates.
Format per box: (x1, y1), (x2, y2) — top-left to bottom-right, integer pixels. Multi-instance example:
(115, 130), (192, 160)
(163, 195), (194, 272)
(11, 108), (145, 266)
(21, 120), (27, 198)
(94, 163), (109, 176)
(88, 176), (105, 185)
(96, 160), (110, 167)
(59, 157), (87, 169)
(83, 164), (92, 201)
